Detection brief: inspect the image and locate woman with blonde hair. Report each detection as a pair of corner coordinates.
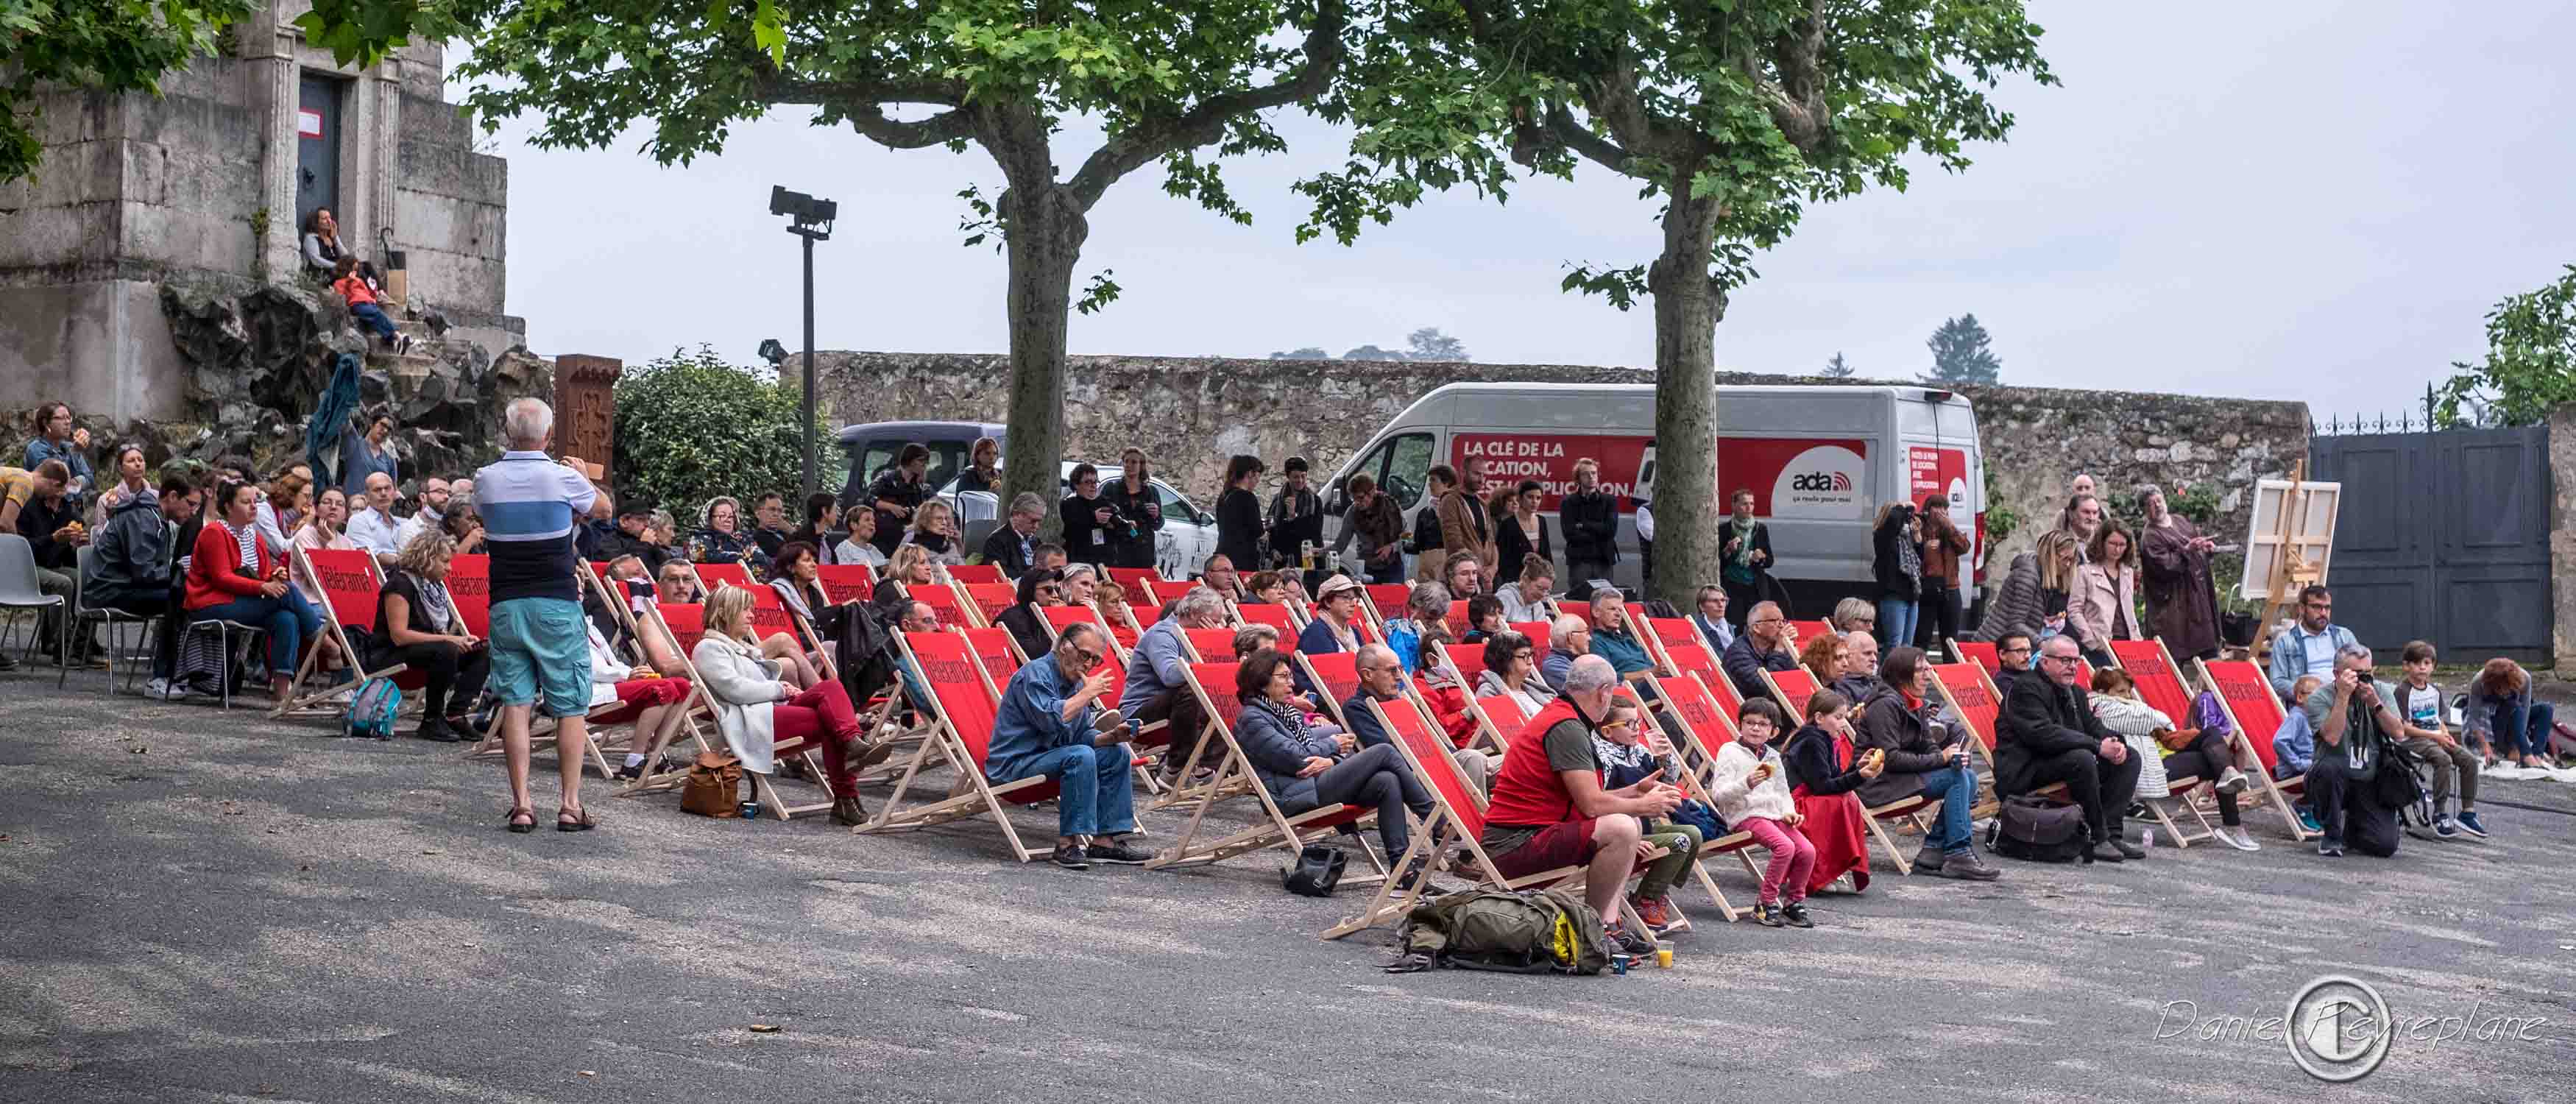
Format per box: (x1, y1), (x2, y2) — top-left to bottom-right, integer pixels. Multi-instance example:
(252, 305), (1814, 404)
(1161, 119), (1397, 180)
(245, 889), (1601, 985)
(1828, 596), (1877, 636)
(371, 529), (489, 743)
(888, 542), (943, 590)
(1972, 529), (2079, 644)
(691, 584), (888, 826)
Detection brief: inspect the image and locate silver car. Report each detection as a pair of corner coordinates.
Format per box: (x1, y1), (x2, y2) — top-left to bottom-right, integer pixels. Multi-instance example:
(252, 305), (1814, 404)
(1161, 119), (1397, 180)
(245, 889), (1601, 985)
(939, 462), (1220, 581)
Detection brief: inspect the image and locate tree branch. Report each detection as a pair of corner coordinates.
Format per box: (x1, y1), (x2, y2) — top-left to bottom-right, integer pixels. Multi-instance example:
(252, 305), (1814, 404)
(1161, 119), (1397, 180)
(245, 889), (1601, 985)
(1514, 102), (1635, 174)
(1064, 0), (1347, 209)
(1755, 0), (1830, 155)
(750, 67), (976, 150)
(843, 104), (978, 149)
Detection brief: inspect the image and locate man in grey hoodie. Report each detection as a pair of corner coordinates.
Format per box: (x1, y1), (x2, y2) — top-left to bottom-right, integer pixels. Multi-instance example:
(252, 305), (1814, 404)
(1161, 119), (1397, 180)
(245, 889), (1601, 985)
(85, 475), (185, 684)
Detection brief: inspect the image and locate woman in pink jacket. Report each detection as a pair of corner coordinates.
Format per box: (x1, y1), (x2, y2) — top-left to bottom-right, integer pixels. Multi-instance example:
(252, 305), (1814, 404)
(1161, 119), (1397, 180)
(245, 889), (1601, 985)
(2069, 521), (2142, 669)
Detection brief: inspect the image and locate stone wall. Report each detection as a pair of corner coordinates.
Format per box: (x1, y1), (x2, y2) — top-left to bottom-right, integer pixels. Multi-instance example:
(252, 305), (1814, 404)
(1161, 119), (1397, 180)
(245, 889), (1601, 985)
(0, 5), (521, 423)
(2552, 404), (2576, 675)
(814, 352), (2310, 572)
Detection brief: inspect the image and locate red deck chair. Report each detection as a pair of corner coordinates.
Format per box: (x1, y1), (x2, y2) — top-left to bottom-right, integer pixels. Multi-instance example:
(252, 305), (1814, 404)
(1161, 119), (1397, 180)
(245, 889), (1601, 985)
(638, 598), (836, 817)
(1144, 660), (1384, 874)
(960, 626), (1025, 690)
(1093, 603), (1142, 650)
(1105, 567), (1160, 593)
(578, 563), (717, 790)
(1444, 600), (1473, 640)
(860, 630), (1062, 859)
(2198, 658), (2315, 841)
(1555, 601), (1593, 629)
(1952, 639), (2001, 676)
(443, 553), (492, 639)
(1362, 584), (1411, 628)
(1661, 631), (1727, 692)
(1323, 696), (1659, 939)
(1040, 605), (1112, 652)
(1625, 680), (1770, 922)
(1759, 666), (1820, 723)
(905, 579), (969, 629)
(1930, 660), (2061, 815)
(814, 564), (874, 604)
(692, 562), (755, 593)
(1146, 578), (1197, 607)
(960, 582), (1016, 629)
(1235, 603), (1298, 638)
(276, 547), (418, 716)
(1788, 619), (1831, 644)
(1443, 642), (1489, 688)
(946, 563), (1005, 585)
(2106, 638), (2238, 848)
(1182, 627), (1240, 663)
(1295, 651), (1362, 727)
(1641, 618), (1705, 678)
(1508, 620), (1554, 665)
(1462, 693), (1521, 757)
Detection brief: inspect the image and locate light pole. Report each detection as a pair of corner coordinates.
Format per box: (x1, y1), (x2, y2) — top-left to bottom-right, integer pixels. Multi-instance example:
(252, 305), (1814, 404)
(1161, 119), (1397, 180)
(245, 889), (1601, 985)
(769, 185), (836, 502)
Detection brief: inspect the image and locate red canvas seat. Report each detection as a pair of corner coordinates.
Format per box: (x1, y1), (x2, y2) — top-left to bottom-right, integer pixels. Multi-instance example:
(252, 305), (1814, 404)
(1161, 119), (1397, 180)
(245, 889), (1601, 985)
(946, 563), (1005, 585)
(1183, 627), (1239, 662)
(1952, 639), (2001, 676)
(693, 562), (754, 593)
(1362, 584), (1411, 627)
(2107, 638), (2237, 848)
(814, 564), (874, 604)
(1235, 602), (1298, 637)
(860, 630), (1064, 860)
(1145, 578), (1196, 606)
(1761, 666), (1819, 722)
(1105, 567), (1160, 593)
(443, 553), (491, 639)
(960, 582), (1016, 629)
(2198, 658), (2315, 841)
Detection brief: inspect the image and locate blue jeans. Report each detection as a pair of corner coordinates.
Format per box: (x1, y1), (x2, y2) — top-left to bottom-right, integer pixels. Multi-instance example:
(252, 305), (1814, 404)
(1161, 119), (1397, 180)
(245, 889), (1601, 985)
(991, 743), (1136, 839)
(1877, 596), (1920, 653)
(1914, 764), (1976, 852)
(350, 301), (397, 339)
(192, 590), (323, 678)
(2490, 699), (2557, 759)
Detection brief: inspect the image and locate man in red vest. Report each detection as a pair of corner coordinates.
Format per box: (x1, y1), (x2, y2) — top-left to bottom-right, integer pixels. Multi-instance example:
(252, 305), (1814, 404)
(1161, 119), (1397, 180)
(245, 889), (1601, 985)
(1482, 654), (1684, 955)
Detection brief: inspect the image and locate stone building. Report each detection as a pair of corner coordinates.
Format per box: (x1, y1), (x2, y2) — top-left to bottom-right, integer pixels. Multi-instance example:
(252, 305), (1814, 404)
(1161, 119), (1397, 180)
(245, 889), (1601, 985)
(0, 1), (520, 426)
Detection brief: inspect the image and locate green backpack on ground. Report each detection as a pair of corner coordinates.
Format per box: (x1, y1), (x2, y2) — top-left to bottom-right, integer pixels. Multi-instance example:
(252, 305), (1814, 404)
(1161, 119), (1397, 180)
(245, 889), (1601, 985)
(1387, 888), (1610, 974)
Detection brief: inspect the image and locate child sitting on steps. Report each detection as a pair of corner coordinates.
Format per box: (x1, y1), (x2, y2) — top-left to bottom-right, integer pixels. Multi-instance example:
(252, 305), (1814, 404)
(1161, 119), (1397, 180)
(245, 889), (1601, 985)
(333, 255), (412, 355)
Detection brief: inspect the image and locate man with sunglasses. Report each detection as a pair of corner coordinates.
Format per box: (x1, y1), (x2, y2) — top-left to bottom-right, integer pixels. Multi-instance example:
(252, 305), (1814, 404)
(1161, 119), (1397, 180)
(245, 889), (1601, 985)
(1999, 634), (2145, 862)
(2267, 585), (2358, 703)
(987, 621), (1148, 870)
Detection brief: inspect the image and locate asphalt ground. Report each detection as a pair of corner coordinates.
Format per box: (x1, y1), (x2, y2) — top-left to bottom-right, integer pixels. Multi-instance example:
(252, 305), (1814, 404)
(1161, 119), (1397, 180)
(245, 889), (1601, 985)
(3, 669), (2573, 1103)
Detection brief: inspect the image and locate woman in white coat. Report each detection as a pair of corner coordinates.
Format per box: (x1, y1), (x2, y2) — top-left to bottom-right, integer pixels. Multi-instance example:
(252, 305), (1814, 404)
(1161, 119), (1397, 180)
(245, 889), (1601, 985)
(690, 585), (889, 825)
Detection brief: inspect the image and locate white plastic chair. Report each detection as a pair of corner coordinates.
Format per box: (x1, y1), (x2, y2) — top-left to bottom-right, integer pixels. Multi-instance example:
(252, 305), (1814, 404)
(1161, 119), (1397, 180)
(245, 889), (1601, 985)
(68, 545), (163, 695)
(0, 534), (66, 666)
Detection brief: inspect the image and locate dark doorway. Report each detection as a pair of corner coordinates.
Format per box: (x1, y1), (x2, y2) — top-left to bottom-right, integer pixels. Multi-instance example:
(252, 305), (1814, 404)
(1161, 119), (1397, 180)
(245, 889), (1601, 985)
(295, 74), (347, 235)
(2307, 425), (2553, 661)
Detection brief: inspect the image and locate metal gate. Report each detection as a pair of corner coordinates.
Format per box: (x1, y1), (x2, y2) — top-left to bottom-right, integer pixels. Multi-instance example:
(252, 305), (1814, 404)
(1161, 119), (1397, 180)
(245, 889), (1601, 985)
(2306, 424), (2553, 661)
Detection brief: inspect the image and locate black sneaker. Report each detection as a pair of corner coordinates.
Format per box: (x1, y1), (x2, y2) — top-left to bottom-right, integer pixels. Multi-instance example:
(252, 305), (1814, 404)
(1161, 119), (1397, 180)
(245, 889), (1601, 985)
(2318, 838), (2345, 857)
(1607, 924), (1659, 955)
(1937, 848), (2003, 881)
(0, 652), (16, 672)
(413, 717), (464, 743)
(2087, 841), (2127, 863)
(2112, 837), (2147, 860)
(1087, 837), (1152, 865)
(1780, 902), (1816, 928)
(1051, 843), (1091, 870)
(614, 760), (645, 781)
(1751, 902), (1786, 928)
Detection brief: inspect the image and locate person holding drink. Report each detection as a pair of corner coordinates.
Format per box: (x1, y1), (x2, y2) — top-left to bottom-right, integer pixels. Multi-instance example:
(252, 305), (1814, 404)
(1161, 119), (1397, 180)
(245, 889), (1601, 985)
(1710, 698), (1817, 927)
(1853, 646), (2003, 880)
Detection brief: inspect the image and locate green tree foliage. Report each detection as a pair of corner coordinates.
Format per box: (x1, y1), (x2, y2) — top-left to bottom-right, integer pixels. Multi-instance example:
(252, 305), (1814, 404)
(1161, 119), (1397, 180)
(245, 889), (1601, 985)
(1822, 350), (1854, 378)
(297, 0), (1351, 539)
(1922, 313), (2002, 385)
(1, 0), (257, 183)
(1300, 0), (2053, 601)
(2436, 263), (2576, 428)
(613, 347), (827, 520)
(1406, 326), (1468, 361)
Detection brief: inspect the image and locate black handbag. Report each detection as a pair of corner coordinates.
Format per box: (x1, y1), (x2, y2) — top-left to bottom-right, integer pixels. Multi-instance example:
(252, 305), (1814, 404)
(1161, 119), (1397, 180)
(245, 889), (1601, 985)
(1282, 843), (1349, 896)
(1987, 794), (2092, 863)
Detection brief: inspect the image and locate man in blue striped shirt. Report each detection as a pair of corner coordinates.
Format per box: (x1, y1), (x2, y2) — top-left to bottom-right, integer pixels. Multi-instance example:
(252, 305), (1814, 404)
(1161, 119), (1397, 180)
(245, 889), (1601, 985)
(474, 397), (601, 833)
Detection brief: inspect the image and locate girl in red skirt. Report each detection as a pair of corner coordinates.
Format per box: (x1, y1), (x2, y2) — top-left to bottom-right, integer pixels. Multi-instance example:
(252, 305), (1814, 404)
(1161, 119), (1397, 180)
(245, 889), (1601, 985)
(1780, 689), (1883, 895)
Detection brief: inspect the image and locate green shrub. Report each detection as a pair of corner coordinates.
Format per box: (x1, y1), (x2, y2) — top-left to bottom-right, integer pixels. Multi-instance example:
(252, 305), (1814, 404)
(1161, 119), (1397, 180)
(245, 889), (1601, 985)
(612, 347), (829, 522)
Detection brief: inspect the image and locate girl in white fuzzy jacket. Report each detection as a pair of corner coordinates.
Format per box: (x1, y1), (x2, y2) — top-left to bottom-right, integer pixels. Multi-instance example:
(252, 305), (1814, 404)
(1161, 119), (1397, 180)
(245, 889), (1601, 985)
(1709, 698), (1817, 928)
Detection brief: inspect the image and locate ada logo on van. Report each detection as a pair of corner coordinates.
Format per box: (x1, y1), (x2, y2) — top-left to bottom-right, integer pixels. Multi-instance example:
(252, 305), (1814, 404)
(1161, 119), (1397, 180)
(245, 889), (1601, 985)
(1770, 445), (1869, 519)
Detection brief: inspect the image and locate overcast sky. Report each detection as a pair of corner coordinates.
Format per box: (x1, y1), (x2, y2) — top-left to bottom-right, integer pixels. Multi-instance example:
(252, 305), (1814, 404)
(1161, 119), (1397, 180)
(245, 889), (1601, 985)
(477, 2), (2576, 423)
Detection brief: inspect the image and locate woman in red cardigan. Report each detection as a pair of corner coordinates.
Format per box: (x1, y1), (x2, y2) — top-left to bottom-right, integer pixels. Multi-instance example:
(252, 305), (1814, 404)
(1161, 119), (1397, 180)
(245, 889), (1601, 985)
(186, 480), (325, 704)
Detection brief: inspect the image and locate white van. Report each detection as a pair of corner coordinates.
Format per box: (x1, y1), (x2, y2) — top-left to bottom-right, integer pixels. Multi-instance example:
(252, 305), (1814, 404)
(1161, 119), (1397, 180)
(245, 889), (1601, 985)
(1321, 383), (1986, 614)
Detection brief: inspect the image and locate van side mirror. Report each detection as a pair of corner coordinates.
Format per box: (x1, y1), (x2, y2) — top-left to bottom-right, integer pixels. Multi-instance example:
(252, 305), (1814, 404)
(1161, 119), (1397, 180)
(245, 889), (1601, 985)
(1325, 480), (1348, 517)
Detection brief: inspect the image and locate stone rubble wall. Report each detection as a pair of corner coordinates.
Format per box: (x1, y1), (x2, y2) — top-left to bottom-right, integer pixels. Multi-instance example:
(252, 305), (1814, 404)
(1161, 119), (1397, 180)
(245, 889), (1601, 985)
(814, 352), (2310, 572)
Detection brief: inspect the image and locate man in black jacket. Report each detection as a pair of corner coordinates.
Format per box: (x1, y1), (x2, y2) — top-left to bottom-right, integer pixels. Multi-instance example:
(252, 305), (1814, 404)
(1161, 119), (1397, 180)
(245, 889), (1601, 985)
(980, 492), (1045, 578)
(1559, 458), (1618, 588)
(2000, 634), (2145, 862)
(1722, 601), (1802, 703)
(602, 501), (670, 574)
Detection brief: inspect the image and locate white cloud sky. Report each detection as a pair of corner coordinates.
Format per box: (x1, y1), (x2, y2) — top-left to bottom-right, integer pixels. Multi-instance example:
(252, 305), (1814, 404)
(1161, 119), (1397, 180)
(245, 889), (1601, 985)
(474, 1), (2576, 424)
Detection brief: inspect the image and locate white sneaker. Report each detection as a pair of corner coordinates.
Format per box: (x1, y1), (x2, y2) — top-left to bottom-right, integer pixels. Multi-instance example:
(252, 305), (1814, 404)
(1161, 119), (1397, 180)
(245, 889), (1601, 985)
(2215, 826), (2261, 852)
(143, 676), (172, 700)
(2215, 767), (2249, 795)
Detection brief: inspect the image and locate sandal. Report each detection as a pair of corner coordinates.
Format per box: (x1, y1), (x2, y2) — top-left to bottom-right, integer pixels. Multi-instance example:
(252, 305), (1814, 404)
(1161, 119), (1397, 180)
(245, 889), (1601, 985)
(556, 805), (595, 832)
(506, 806), (536, 834)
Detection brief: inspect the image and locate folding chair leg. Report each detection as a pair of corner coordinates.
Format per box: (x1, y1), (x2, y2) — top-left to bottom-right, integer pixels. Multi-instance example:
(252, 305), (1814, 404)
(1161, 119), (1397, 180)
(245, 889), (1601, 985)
(1866, 815), (1914, 877)
(1323, 833), (1432, 940)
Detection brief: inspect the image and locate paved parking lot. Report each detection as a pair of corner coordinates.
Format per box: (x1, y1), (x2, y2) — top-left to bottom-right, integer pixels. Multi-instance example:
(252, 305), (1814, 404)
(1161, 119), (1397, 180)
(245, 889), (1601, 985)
(3, 673), (2573, 1103)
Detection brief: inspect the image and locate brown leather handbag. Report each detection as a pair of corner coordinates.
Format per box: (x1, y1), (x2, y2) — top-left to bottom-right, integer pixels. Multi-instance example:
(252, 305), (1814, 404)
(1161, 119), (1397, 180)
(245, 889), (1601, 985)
(680, 751), (744, 818)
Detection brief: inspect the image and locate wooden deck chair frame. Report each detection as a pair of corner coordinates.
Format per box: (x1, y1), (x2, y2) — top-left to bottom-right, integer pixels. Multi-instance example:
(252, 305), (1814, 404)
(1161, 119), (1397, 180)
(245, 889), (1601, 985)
(578, 562), (719, 796)
(1928, 660), (2070, 813)
(273, 546), (412, 718)
(859, 629), (1057, 860)
(959, 581), (1018, 631)
(643, 598), (838, 820)
(1142, 660), (1387, 877)
(2105, 637), (2235, 849)
(1627, 678), (1774, 922)
(2195, 657), (2318, 841)
(1950, 639), (2000, 676)
(1360, 584), (1411, 630)
(1323, 696), (1657, 940)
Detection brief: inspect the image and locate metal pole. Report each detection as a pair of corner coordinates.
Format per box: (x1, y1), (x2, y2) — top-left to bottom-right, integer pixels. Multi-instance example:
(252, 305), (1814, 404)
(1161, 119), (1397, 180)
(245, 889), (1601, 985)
(800, 230), (817, 503)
